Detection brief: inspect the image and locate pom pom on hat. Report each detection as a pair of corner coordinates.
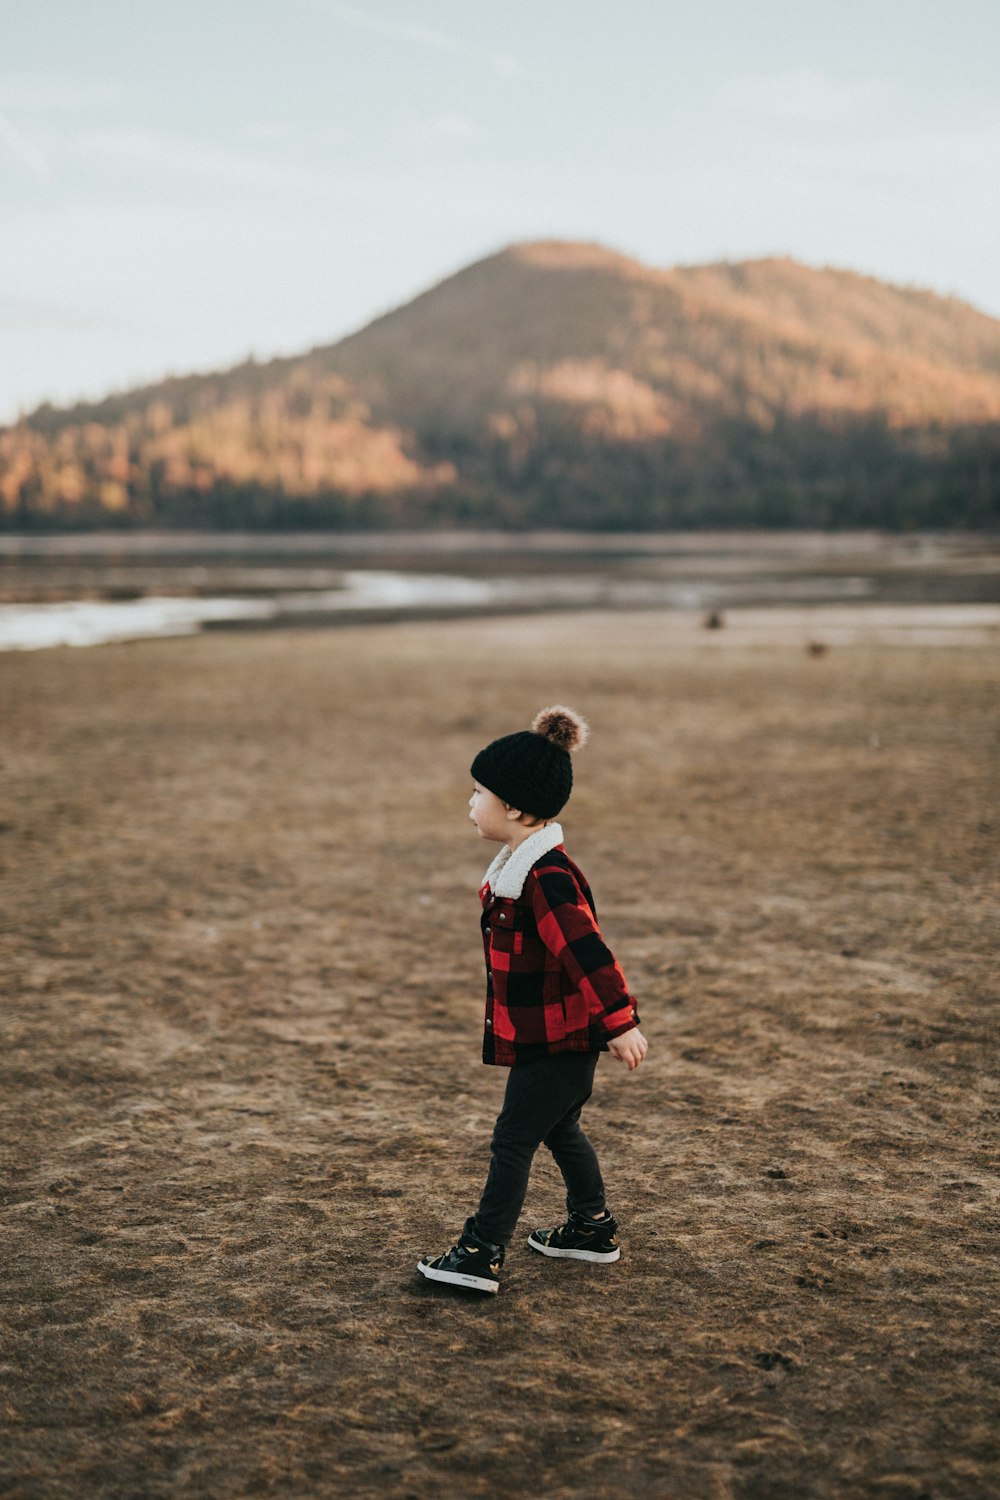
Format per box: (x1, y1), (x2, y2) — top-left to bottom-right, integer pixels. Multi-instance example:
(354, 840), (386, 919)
(471, 704), (589, 818)
(531, 705), (589, 753)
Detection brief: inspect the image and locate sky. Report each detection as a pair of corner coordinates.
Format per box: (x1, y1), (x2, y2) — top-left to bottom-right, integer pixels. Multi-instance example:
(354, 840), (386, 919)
(2, 0), (999, 423)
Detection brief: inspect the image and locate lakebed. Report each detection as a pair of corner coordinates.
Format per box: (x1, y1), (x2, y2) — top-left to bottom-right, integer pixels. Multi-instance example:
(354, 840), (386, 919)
(2, 605), (997, 1498)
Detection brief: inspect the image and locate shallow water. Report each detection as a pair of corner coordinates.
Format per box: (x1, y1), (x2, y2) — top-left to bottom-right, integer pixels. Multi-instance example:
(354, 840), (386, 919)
(0, 569), (882, 649)
(0, 529), (996, 649)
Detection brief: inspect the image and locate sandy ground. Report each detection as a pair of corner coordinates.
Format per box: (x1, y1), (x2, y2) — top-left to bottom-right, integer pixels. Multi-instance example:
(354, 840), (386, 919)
(1, 608), (998, 1500)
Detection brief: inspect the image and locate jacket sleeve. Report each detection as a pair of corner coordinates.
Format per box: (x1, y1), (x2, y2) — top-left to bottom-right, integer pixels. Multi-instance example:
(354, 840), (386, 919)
(528, 866), (640, 1040)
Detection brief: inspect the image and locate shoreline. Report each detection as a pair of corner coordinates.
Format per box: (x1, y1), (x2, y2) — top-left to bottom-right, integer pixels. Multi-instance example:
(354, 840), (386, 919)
(1, 597), (999, 653)
(2, 529), (998, 649)
(0, 524), (994, 557)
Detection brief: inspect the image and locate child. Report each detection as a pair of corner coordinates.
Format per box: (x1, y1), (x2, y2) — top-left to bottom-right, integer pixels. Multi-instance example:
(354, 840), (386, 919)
(417, 706), (647, 1294)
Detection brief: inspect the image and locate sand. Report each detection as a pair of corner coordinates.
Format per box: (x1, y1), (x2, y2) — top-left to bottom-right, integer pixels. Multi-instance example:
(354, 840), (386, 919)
(2, 608), (998, 1499)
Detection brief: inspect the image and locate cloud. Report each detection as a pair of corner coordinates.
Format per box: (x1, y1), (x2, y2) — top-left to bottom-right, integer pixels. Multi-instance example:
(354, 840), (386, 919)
(405, 113), (481, 149)
(0, 297), (91, 330)
(0, 111), (49, 180)
(721, 70), (891, 128)
(291, 0), (519, 76)
(0, 72), (127, 112)
(779, 119), (1000, 201)
(71, 129), (331, 193)
(231, 121), (351, 149)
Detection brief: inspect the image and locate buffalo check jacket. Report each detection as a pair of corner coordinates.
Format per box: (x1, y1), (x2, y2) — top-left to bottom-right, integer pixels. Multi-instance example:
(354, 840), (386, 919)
(479, 821), (640, 1067)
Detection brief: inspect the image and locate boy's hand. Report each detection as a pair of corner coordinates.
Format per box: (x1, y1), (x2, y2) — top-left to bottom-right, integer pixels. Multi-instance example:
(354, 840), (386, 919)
(607, 1026), (648, 1070)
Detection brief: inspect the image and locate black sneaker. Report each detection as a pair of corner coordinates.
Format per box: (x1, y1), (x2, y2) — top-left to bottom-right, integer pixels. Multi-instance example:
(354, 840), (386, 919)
(417, 1233), (504, 1293)
(527, 1210), (621, 1263)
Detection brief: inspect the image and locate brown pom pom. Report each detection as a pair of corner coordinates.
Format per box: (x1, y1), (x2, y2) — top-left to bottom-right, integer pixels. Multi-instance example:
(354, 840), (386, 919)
(531, 705), (589, 752)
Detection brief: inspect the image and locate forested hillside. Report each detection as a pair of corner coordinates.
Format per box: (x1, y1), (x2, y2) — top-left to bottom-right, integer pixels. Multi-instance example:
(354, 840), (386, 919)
(4, 241), (999, 529)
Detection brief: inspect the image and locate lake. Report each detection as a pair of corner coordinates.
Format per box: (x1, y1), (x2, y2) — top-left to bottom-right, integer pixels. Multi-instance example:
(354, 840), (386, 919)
(0, 529), (996, 649)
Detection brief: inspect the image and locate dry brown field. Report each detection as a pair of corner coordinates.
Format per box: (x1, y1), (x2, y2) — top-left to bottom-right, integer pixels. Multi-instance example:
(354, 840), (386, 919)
(2, 608), (998, 1500)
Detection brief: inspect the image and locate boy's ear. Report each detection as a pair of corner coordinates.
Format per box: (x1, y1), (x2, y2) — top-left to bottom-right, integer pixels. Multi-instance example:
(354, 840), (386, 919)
(504, 804), (524, 821)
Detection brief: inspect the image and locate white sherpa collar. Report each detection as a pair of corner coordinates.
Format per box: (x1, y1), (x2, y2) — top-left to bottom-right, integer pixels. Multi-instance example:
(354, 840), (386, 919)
(482, 822), (565, 900)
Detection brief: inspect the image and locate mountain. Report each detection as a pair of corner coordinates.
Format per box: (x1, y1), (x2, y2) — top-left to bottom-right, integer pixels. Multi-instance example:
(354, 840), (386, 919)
(3, 240), (999, 529)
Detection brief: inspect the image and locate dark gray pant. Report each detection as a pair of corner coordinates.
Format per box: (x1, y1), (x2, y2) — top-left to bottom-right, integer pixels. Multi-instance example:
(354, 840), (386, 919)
(467, 1051), (607, 1246)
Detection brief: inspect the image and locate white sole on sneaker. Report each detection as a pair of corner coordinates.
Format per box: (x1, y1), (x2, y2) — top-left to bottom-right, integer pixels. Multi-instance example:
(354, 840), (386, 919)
(527, 1237), (621, 1263)
(417, 1260), (499, 1293)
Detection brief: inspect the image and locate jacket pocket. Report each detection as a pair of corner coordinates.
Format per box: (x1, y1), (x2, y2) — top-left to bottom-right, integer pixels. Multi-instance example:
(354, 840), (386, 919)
(560, 990), (589, 1036)
(489, 913), (523, 957)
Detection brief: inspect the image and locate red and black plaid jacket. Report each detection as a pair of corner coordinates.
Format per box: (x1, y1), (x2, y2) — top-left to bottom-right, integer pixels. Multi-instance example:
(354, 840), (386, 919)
(480, 843), (639, 1067)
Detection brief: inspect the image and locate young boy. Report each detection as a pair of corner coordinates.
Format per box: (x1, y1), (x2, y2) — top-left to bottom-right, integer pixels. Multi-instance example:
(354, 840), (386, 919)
(417, 706), (648, 1294)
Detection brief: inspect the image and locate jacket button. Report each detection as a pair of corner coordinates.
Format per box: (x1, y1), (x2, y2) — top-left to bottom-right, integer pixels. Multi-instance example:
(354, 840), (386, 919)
(485, 1018), (493, 1028)
(497, 912), (506, 921)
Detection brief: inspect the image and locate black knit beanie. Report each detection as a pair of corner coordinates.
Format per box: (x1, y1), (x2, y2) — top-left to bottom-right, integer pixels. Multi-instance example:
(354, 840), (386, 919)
(470, 706), (589, 818)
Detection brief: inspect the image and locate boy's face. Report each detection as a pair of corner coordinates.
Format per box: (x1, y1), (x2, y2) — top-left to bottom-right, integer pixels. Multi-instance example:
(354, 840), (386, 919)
(469, 781), (517, 843)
